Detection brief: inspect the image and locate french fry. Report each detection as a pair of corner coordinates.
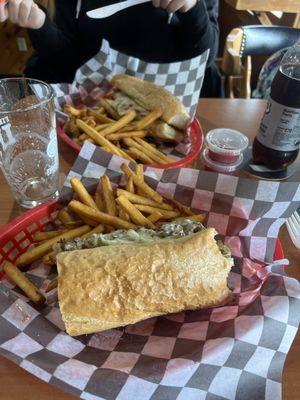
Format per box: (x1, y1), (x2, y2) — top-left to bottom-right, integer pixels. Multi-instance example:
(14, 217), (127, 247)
(101, 175), (117, 216)
(167, 198), (194, 216)
(134, 109), (163, 129)
(64, 104), (83, 117)
(118, 207), (130, 221)
(70, 177), (98, 210)
(78, 133), (89, 141)
(126, 176), (134, 193)
(135, 164), (144, 182)
(95, 192), (105, 211)
(77, 214), (99, 227)
(121, 164), (163, 204)
(33, 230), (67, 242)
(117, 147), (137, 163)
(174, 214), (206, 223)
(101, 146), (113, 152)
(124, 138), (166, 164)
(97, 110), (137, 136)
(76, 119), (123, 157)
(126, 147), (154, 164)
(135, 205), (180, 219)
(98, 98), (120, 120)
(95, 123), (114, 131)
(147, 211), (163, 224)
(68, 200), (136, 229)
(82, 117), (96, 128)
(116, 189), (173, 210)
(116, 196), (155, 228)
(3, 261), (45, 305)
(106, 131), (146, 141)
(135, 163), (144, 196)
(135, 138), (175, 164)
(89, 109), (115, 123)
(16, 225), (91, 268)
(46, 276), (58, 293)
(42, 253), (55, 266)
(81, 224), (105, 238)
(58, 208), (83, 228)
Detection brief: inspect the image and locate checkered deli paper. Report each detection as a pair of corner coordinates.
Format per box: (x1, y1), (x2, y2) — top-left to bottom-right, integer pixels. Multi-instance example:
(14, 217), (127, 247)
(52, 39), (209, 160)
(1, 143), (300, 400)
(53, 39), (209, 118)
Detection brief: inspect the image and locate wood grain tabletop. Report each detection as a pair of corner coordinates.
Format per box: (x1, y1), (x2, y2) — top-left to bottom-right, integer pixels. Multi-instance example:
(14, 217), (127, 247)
(224, 0), (300, 13)
(0, 99), (299, 400)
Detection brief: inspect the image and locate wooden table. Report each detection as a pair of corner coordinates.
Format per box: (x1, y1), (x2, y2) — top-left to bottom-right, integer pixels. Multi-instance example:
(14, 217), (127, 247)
(0, 99), (299, 400)
(224, 0), (300, 27)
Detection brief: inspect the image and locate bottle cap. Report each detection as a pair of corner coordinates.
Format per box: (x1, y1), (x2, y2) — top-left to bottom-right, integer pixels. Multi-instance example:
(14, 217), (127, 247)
(201, 148), (243, 174)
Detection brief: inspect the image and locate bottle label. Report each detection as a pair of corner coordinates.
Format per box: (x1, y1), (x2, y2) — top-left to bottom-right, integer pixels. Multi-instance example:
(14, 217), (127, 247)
(256, 98), (300, 151)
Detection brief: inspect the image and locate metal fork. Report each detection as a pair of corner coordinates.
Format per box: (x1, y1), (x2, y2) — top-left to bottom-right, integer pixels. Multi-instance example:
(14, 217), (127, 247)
(286, 209), (300, 249)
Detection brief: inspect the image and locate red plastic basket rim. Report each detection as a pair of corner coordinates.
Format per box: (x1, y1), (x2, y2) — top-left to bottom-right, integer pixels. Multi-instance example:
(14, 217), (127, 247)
(57, 117), (204, 169)
(0, 199), (59, 244)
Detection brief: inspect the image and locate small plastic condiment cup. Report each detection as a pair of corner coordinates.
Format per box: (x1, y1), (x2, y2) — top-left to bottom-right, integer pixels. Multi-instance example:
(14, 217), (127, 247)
(201, 148), (243, 174)
(205, 128), (249, 164)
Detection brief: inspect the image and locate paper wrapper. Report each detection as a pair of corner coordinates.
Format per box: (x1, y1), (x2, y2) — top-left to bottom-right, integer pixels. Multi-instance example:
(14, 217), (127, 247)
(1, 143), (300, 400)
(53, 39), (209, 159)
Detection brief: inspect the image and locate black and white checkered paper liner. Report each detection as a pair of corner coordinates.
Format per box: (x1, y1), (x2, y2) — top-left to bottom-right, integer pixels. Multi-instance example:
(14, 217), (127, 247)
(52, 39), (209, 159)
(1, 143), (300, 400)
(53, 39), (209, 118)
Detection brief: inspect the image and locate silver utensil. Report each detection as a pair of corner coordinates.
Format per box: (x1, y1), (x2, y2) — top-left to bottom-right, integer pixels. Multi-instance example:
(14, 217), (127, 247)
(286, 209), (300, 249)
(87, 1), (173, 24)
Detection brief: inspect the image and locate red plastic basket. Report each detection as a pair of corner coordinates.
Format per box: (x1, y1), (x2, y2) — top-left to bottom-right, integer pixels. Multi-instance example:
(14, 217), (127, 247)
(0, 198), (285, 280)
(57, 118), (204, 169)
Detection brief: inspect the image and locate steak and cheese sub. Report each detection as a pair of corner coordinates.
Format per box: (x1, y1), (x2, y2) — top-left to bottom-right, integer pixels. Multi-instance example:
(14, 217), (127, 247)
(55, 220), (233, 336)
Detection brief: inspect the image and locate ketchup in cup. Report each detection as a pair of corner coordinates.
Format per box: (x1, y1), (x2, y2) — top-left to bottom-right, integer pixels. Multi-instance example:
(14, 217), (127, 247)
(202, 129), (249, 174)
(205, 129), (249, 164)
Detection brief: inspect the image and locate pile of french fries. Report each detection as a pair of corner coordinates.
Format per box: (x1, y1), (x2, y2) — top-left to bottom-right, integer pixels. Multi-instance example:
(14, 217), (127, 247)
(63, 101), (175, 165)
(3, 164), (205, 305)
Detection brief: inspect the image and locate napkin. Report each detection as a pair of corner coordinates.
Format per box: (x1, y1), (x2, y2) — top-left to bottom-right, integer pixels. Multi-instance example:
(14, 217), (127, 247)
(0, 143), (300, 400)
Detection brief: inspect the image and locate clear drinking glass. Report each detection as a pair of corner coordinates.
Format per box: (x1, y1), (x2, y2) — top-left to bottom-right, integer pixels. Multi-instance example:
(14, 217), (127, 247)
(0, 78), (59, 208)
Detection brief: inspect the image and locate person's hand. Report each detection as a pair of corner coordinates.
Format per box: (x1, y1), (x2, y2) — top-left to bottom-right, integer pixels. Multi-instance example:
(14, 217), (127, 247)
(0, 0), (46, 29)
(152, 0), (197, 13)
